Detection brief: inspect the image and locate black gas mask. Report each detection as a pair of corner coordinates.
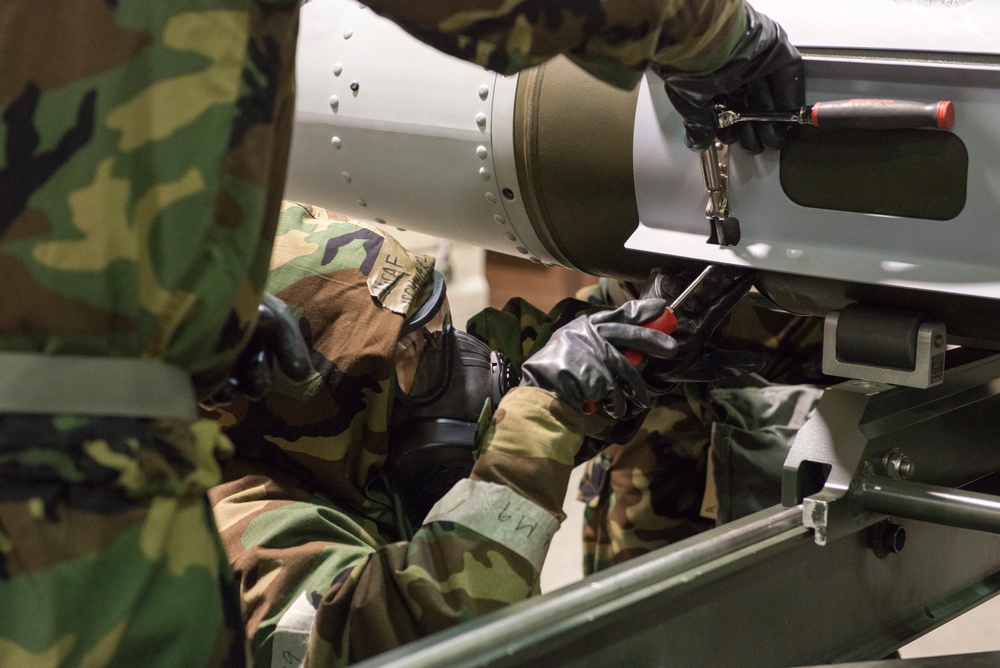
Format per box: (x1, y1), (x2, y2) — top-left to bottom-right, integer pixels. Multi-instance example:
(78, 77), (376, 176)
(386, 271), (518, 528)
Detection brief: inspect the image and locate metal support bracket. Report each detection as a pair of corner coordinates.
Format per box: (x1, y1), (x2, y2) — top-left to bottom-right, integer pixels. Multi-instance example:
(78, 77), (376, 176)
(784, 350), (1000, 545)
(784, 379), (891, 545)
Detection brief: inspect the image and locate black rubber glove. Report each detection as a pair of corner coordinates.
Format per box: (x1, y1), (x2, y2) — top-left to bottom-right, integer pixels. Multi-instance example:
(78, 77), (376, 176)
(203, 293), (312, 406)
(640, 265), (764, 390)
(519, 298), (678, 420)
(660, 2), (804, 154)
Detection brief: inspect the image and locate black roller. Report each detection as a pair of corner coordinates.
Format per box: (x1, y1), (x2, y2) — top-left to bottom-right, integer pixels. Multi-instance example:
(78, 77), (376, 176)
(835, 305), (927, 371)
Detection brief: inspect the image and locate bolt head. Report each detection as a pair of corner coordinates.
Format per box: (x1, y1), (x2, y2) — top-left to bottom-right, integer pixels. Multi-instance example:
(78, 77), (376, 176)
(871, 520), (907, 558)
(884, 524), (907, 554)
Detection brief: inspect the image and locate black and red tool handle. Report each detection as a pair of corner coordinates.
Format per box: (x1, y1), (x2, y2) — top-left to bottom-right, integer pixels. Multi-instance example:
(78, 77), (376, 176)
(580, 265), (716, 415)
(808, 99), (954, 130)
(580, 309), (679, 415)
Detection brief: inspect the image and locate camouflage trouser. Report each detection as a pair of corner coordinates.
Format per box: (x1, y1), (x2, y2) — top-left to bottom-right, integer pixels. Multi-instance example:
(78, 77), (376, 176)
(579, 303), (831, 574)
(0, 415), (246, 668)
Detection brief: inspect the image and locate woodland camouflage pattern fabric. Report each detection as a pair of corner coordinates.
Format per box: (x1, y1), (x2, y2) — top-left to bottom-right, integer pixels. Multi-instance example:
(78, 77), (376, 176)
(0, 1), (299, 665)
(467, 281), (830, 575)
(207, 203), (587, 667)
(0, 0), (300, 388)
(574, 280), (829, 573)
(0, 415), (243, 667)
(363, 0), (749, 89)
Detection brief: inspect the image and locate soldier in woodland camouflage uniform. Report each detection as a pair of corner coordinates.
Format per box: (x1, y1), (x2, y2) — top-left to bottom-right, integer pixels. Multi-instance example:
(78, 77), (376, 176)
(208, 202), (690, 667)
(208, 202), (446, 667)
(0, 3), (303, 665)
(475, 277), (831, 575)
(0, 0), (801, 665)
(576, 278), (832, 573)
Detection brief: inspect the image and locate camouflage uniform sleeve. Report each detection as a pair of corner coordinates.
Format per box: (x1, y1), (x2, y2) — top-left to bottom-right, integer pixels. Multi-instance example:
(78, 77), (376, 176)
(466, 296), (598, 371)
(468, 386), (584, 520)
(209, 462), (532, 667)
(361, 0), (747, 89)
(210, 387), (582, 668)
(0, 2), (301, 393)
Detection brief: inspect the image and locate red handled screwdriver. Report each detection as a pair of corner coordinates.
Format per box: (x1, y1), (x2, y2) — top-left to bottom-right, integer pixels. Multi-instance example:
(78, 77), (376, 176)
(716, 99), (955, 131)
(582, 265), (716, 415)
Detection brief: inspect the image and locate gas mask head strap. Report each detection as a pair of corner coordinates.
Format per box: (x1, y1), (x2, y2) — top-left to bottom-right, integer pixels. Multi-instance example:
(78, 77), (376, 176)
(400, 270), (448, 338)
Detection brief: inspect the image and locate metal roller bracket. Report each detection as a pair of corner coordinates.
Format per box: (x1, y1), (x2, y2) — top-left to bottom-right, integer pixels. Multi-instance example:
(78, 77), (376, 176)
(822, 310), (946, 389)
